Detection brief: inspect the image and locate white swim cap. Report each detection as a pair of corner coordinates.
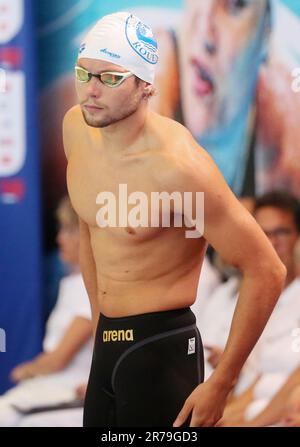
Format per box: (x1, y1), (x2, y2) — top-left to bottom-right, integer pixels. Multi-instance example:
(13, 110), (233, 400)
(78, 12), (158, 84)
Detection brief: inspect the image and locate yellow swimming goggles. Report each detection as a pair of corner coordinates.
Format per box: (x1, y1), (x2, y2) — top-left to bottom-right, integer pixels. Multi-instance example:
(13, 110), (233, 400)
(75, 66), (134, 88)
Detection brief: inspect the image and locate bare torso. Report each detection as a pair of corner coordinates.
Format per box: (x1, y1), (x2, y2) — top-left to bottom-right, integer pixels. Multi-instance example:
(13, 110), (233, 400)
(66, 106), (207, 317)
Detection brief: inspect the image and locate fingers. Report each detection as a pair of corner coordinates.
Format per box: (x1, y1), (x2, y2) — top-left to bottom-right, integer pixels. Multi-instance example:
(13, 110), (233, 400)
(173, 400), (193, 427)
(10, 366), (26, 382)
(190, 413), (221, 427)
(174, 403), (221, 427)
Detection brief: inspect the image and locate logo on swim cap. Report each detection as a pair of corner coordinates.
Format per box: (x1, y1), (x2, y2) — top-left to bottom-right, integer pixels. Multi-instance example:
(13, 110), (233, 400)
(100, 48), (121, 59)
(125, 15), (158, 65)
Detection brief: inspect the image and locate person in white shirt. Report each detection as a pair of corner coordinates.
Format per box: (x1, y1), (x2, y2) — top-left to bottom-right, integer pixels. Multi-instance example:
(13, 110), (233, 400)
(191, 255), (221, 322)
(219, 190), (300, 426)
(0, 196), (93, 427)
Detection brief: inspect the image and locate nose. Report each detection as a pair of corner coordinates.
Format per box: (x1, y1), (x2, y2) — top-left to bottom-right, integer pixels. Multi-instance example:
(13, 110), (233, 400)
(204, 41), (217, 56)
(195, 1), (218, 56)
(85, 75), (103, 98)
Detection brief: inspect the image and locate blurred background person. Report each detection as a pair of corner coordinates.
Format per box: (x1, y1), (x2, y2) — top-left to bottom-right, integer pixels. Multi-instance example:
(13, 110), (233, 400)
(228, 365), (300, 427)
(18, 383), (88, 427)
(219, 190), (300, 426)
(0, 197), (92, 427)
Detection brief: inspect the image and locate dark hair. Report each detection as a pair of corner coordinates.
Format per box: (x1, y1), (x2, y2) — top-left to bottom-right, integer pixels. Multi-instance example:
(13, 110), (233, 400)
(254, 190), (300, 232)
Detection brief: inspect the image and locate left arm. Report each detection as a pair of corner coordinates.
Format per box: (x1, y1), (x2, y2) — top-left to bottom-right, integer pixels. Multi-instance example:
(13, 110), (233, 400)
(173, 134), (286, 427)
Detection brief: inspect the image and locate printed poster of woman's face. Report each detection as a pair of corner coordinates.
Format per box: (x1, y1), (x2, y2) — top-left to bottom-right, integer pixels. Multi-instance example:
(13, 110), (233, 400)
(152, 0), (300, 196)
(40, 0), (300, 233)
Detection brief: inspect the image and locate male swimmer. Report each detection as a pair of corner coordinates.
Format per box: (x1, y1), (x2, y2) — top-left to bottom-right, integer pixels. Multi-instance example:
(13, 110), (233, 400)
(62, 12), (286, 427)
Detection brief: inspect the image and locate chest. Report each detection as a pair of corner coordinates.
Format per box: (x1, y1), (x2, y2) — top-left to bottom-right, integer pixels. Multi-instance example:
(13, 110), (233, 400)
(66, 149), (178, 241)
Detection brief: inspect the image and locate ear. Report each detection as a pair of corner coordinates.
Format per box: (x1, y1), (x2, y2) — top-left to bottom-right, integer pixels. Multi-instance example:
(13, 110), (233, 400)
(143, 82), (153, 98)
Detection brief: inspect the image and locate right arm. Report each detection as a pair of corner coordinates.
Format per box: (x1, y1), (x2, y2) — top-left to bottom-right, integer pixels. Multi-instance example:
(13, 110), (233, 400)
(79, 218), (100, 338)
(62, 107), (100, 337)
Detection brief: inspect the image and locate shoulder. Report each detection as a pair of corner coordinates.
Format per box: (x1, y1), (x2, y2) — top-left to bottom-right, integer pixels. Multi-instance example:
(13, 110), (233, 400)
(63, 104), (83, 130)
(152, 113), (220, 191)
(151, 115), (244, 228)
(63, 104), (82, 122)
(154, 113), (210, 165)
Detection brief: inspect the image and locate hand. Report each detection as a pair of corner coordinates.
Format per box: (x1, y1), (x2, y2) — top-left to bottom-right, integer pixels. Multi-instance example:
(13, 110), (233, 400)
(173, 378), (229, 427)
(10, 361), (37, 382)
(204, 345), (224, 369)
(10, 352), (62, 382)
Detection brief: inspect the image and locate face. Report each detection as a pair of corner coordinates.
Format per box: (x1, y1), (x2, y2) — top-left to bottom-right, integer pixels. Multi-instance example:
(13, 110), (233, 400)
(254, 207), (299, 271)
(179, 0), (269, 134)
(75, 58), (145, 128)
(56, 221), (80, 266)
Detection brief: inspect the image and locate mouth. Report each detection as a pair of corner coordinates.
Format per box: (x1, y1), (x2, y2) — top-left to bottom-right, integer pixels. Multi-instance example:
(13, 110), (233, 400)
(191, 59), (215, 97)
(83, 104), (104, 113)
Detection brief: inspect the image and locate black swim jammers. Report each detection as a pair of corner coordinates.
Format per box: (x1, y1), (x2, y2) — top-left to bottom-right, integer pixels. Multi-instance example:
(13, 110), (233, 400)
(83, 307), (204, 427)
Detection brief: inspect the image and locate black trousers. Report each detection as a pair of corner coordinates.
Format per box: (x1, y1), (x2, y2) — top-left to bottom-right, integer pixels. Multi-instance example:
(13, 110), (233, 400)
(83, 307), (204, 427)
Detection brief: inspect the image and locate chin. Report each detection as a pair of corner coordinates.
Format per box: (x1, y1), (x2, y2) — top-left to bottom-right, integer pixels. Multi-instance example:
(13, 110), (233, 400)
(82, 112), (112, 128)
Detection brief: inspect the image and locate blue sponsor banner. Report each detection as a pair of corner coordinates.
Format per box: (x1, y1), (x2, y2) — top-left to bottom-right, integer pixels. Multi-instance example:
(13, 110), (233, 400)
(0, 0), (42, 393)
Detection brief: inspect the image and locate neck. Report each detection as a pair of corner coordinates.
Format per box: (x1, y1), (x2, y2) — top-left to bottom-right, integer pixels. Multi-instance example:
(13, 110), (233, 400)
(100, 102), (149, 153)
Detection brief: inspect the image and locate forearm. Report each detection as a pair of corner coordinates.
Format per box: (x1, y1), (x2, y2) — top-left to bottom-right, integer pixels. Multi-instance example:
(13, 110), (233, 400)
(247, 368), (300, 427)
(209, 267), (284, 392)
(53, 317), (92, 368)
